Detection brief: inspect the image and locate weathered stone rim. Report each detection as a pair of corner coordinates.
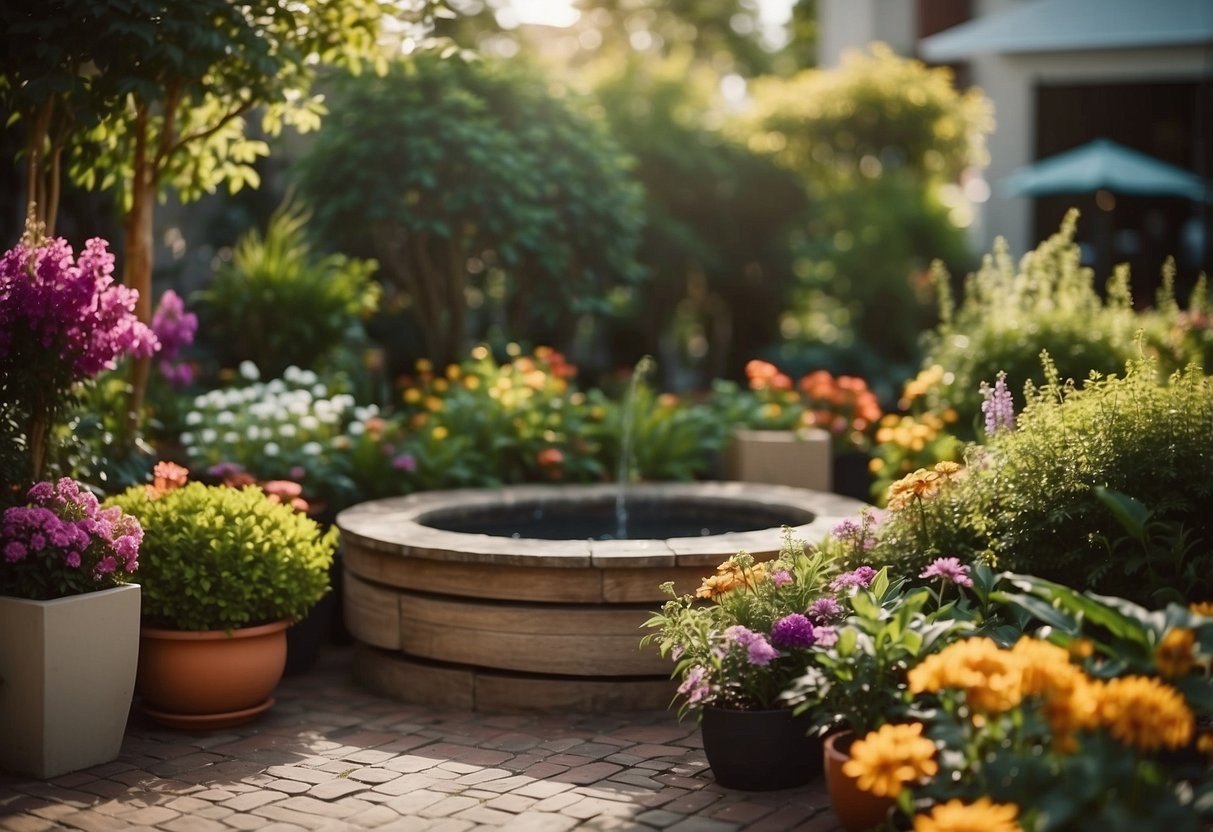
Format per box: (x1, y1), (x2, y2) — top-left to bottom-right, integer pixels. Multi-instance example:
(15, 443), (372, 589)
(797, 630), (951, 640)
(336, 481), (869, 569)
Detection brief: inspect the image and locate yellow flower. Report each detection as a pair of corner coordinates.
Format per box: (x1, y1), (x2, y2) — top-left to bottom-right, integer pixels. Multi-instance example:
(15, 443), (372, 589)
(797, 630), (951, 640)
(908, 638), (1023, 714)
(424, 396), (444, 413)
(913, 798), (1020, 832)
(1155, 628), (1196, 678)
(1197, 732), (1213, 757)
(464, 375), (481, 390)
(1190, 601), (1213, 617)
(415, 358), (433, 373)
(842, 723), (938, 798)
(1097, 675), (1194, 751)
(432, 426), (449, 441)
(403, 387), (422, 404)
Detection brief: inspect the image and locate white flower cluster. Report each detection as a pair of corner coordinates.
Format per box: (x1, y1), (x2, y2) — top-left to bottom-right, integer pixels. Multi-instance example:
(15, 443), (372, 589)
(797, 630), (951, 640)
(178, 363), (364, 474)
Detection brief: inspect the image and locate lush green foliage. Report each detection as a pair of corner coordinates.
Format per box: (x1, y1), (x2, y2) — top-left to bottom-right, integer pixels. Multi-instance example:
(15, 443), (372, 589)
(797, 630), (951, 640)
(587, 54), (808, 382)
(923, 212), (1142, 435)
(297, 50), (645, 366)
(746, 43), (992, 372)
(969, 355), (1213, 605)
(197, 201), (380, 378)
(107, 480), (335, 631)
(784, 570), (974, 736)
(868, 354), (1213, 607)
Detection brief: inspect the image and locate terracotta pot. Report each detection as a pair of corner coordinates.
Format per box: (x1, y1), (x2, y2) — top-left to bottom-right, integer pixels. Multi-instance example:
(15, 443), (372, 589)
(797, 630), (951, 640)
(701, 706), (823, 791)
(137, 619), (289, 730)
(823, 731), (896, 832)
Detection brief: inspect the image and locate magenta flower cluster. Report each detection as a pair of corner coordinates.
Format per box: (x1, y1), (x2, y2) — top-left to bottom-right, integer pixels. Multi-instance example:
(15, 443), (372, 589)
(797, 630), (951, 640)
(0, 237), (158, 383)
(1, 478), (143, 600)
(151, 290), (197, 387)
(771, 613), (817, 649)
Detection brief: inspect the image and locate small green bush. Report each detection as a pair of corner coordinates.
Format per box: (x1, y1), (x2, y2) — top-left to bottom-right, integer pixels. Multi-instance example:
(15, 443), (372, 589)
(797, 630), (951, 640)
(107, 482), (336, 631)
(197, 200), (380, 378)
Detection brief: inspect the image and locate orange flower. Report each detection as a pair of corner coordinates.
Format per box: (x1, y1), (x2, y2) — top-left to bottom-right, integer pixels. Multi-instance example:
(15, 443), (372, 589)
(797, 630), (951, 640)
(1097, 675), (1194, 751)
(909, 638), (1024, 714)
(537, 447), (564, 467)
(843, 723), (938, 798)
(147, 461), (189, 497)
(913, 798), (1019, 832)
(1155, 628), (1196, 678)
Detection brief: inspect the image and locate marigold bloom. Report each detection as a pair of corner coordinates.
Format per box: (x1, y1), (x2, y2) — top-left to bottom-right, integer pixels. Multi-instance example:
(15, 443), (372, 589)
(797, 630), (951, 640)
(913, 798), (1020, 832)
(842, 723), (938, 798)
(1097, 675), (1194, 751)
(1191, 601), (1213, 617)
(1155, 628), (1196, 678)
(908, 638), (1023, 714)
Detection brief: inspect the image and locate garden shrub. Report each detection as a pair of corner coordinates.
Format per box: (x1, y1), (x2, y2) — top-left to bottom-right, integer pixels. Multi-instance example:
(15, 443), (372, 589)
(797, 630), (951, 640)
(969, 353), (1213, 605)
(922, 211), (1141, 436)
(196, 200), (380, 379)
(872, 353), (1213, 607)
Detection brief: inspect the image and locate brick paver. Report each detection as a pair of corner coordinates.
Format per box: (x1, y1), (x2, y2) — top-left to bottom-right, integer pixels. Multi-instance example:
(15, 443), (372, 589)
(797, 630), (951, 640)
(0, 648), (843, 831)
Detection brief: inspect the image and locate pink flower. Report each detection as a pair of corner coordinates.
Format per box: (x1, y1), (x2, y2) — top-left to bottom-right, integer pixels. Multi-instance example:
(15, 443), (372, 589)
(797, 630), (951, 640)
(746, 638), (780, 666)
(771, 569), (793, 588)
(919, 557), (973, 588)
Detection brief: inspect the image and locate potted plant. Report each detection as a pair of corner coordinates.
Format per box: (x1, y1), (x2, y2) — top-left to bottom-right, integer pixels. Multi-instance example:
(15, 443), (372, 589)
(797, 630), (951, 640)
(723, 360), (882, 498)
(0, 478), (143, 778)
(106, 463), (336, 730)
(781, 551), (975, 831)
(641, 531), (843, 790)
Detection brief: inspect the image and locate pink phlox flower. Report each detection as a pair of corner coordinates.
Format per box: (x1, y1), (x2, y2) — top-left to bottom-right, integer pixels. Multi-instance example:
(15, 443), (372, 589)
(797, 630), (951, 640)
(832, 518), (860, 541)
(4, 541), (28, 563)
(745, 637), (779, 666)
(812, 626), (839, 648)
(771, 569), (793, 588)
(920, 556), (973, 587)
(828, 566), (877, 593)
(677, 665), (712, 704)
(725, 625), (761, 647)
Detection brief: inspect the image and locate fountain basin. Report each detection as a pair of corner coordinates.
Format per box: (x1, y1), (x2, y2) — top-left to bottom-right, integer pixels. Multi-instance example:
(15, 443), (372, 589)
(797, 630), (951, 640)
(336, 481), (867, 712)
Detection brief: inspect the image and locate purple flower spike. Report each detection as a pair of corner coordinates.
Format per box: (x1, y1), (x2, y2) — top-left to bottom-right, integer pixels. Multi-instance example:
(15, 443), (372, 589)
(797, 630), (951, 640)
(980, 370), (1016, 436)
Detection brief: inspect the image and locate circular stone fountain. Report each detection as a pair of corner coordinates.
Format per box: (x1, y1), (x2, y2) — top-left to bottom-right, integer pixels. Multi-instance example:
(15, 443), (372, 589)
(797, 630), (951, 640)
(337, 481), (867, 712)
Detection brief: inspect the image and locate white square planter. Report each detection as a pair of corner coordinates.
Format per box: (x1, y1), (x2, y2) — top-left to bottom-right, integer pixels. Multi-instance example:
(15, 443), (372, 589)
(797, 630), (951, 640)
(726, 428), (833, 492)
(0, 583), (140, 779)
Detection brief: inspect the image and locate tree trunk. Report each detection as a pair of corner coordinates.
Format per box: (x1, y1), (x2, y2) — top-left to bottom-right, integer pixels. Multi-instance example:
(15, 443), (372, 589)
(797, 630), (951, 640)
(122, 107), (155, 440)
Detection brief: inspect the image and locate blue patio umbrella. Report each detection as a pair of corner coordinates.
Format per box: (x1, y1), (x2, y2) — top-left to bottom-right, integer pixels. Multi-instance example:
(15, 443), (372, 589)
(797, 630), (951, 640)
(1000, 138), (1210, 201)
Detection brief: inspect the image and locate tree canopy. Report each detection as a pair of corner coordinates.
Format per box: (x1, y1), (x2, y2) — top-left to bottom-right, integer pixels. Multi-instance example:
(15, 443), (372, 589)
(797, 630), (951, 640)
(296, 50), (646, 367)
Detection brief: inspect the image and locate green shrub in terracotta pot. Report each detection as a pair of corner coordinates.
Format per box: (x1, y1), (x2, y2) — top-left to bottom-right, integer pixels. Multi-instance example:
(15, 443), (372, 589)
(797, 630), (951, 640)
(106, 464), (336, 728)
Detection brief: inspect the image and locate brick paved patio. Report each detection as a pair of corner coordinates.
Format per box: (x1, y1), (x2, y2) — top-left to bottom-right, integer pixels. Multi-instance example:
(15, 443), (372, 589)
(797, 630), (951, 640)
(0, 647), (845, 832)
